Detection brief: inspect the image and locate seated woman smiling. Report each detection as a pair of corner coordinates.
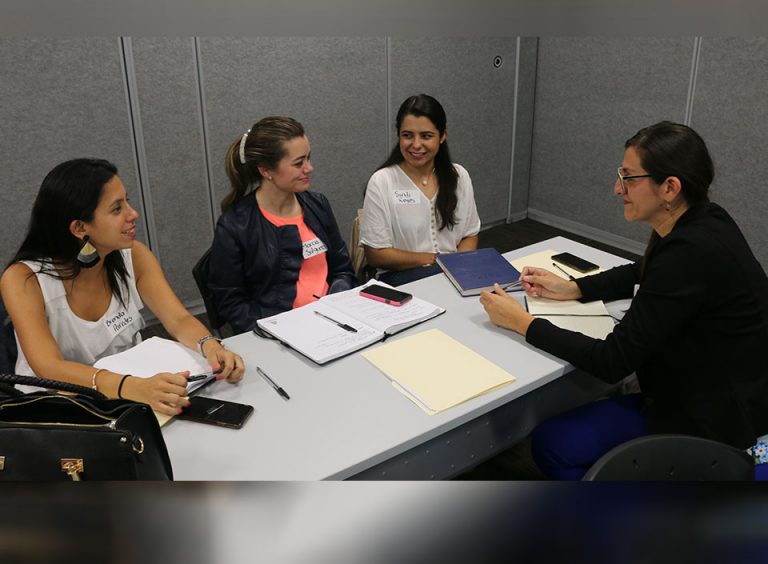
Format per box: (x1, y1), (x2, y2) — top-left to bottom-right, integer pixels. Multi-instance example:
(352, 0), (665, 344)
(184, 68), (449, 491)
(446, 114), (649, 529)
(1, 159), (244, 416)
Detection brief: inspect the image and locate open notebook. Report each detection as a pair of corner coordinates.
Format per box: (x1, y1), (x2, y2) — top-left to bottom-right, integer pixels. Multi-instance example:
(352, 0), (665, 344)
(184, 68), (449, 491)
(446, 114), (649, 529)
(509, 249), (615, 339)
(94, 337), (216, 426)
(255, 281), (445, 365)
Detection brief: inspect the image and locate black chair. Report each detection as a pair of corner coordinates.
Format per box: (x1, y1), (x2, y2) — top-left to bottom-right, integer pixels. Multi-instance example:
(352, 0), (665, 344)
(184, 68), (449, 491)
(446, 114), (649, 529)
(583, 434), (755, 481)
(192, 247), (226, 338)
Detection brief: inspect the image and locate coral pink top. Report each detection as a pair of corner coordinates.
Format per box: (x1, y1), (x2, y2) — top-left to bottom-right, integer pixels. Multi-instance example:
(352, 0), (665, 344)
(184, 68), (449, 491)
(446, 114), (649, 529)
(260, 207), (329, 308)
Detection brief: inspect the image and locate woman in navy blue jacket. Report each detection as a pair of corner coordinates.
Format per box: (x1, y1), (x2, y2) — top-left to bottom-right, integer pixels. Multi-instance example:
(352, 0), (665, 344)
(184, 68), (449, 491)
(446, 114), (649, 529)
(208, 117), (356, 334)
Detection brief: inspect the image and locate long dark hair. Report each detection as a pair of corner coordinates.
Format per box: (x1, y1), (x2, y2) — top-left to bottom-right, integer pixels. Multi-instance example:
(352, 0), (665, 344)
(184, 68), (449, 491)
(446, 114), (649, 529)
(222, 116), (305, 213)
(625, 121), (714, 276)
(377, 94), (459, 230)
(8, 158), (130, 306)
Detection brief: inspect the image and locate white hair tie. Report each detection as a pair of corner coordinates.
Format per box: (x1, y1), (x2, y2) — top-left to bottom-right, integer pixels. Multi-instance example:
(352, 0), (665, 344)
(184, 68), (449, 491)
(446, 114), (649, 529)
(238, 128), (251, 165)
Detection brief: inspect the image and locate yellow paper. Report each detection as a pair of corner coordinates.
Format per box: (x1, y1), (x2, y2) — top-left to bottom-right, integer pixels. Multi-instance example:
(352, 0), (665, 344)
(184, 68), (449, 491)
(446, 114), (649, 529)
(510, 249), (603, 279)
(362, 329), (515, 414)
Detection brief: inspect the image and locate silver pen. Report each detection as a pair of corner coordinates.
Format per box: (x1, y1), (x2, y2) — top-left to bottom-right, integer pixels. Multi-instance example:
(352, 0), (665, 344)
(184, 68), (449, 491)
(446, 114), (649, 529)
(552, 262), (576, 281)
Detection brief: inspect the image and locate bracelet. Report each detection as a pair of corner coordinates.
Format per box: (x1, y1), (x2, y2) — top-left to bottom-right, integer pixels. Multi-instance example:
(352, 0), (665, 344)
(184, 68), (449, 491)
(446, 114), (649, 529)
(91, 368), (106, 391)
(197, 334), (222, 355)
(117, 374), (132, 399)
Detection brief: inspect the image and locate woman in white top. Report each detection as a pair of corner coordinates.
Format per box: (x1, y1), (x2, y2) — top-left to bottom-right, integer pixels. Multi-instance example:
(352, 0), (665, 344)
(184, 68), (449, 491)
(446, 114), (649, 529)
(361, 93), (481, 286)
(0, 159), (244, 416)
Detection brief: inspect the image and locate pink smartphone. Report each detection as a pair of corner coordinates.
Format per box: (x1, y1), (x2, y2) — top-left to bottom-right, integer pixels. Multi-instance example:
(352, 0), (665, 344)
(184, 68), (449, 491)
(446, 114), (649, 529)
(359, 284), (413, 306)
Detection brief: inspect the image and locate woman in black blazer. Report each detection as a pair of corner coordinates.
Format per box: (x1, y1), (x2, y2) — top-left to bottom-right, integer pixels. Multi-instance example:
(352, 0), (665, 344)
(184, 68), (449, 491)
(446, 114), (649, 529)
(480, 121), (768, 479)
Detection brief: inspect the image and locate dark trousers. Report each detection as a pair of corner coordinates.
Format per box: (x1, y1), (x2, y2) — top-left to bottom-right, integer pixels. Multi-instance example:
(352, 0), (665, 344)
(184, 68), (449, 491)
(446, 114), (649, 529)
(531, 394), (649, 480)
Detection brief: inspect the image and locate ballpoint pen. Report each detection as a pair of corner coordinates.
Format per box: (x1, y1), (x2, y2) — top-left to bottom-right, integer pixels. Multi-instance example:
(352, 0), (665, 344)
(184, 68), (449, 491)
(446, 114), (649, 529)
(256, 366), (290, 400)
(552, 262), (576, 281)
(187, 368), (223, 383)
(313, 310), (358, 332)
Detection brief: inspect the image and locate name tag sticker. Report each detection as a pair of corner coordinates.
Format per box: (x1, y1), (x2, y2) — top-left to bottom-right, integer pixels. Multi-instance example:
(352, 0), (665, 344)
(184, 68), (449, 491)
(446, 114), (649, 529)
(303, 238), (328, 259)
(104, 309), (135, 337)
(393, 190), (419, 205)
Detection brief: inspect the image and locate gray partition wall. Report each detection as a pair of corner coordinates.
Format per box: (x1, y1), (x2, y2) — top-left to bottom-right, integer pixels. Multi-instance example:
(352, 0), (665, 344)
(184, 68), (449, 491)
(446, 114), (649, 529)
(527, 38), (696, 255)
(0, 38), (145, 268)
(691, 38), (768, 269)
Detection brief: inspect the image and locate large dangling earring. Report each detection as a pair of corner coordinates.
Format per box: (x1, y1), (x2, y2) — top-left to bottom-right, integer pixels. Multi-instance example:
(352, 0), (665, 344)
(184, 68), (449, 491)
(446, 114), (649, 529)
(76, 235), (100, 268)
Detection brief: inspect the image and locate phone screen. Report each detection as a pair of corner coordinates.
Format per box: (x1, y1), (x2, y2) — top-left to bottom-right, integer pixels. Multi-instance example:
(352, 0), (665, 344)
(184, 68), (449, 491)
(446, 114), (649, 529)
(551, 252), (599, 273)
(178, 396), (254, 429)
(359, 284), (413, 305)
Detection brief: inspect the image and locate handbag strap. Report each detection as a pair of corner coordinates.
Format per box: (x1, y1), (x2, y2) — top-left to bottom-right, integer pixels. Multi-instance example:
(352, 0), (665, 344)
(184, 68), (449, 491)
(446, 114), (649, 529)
(0, 373), (107, 400)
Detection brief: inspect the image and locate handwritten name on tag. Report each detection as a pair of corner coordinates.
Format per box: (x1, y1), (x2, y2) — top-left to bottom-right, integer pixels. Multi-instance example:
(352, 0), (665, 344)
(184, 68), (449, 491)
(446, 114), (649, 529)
(104, 309), (135, 336)
(393, 190), (419, 205)
(303, 238), (328, 259)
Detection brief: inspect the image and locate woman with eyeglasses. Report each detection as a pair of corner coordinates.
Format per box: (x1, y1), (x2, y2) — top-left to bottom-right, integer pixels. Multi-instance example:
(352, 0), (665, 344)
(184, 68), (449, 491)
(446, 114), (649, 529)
(480, 121), (768, 479)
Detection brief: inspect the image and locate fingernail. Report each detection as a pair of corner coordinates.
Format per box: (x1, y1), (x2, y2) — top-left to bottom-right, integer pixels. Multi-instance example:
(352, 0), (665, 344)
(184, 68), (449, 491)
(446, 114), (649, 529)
(216, 375), (223, 381)
(178, 408), (183, 414)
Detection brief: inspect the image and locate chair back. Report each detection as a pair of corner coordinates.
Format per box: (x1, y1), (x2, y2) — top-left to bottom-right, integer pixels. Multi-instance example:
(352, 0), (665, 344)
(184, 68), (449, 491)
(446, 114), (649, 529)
(583, 434), (755, 481)
(348, 208), (372, 284)
(192, 247), (224, 337)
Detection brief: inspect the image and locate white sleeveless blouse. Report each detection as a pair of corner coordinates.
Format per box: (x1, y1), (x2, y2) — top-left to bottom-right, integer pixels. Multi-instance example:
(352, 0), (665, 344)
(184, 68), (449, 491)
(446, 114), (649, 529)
(15, 249), (146, 376)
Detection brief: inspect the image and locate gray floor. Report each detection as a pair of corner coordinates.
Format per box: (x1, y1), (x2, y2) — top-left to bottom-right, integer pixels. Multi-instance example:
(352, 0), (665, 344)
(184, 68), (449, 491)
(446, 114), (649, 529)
(144, 218), (642, 480)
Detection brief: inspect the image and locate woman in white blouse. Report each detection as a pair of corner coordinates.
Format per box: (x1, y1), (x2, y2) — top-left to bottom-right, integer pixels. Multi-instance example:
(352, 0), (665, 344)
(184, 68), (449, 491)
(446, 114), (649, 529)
(360, 94), (481, 286)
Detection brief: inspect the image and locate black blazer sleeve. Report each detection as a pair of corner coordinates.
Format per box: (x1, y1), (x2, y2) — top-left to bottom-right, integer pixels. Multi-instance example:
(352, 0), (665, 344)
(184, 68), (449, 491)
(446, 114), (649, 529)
(527, 237), (708, 383)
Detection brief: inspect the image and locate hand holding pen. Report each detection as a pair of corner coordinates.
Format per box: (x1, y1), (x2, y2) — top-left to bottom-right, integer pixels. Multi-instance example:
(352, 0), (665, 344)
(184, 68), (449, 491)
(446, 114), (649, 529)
(519, 266), (583, 301)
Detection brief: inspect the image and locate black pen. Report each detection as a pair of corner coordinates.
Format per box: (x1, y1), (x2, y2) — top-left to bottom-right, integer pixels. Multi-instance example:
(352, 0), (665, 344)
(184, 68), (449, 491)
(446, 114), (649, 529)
(314, 310), (357, 332)
(552, 262), (576, 281)
(187, 368), (222, 383)
(256, 366), (290, 400)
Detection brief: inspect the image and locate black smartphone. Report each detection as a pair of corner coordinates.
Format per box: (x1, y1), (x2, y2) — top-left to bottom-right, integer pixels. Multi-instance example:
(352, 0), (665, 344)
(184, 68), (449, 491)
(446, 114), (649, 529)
(551, 252), (599, 273)
(178, 396), (254, 429)
(359, 284), (413, 306)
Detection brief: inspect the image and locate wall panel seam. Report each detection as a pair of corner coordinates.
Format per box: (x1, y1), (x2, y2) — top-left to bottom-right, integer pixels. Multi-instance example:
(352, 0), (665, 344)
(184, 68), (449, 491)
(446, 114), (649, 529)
(193, 37), (217, 237)
(684, 37), (702, 126)
(386, 37), (392, 151)
(120, 37), (160, 260)
(506, 37), (521, 224)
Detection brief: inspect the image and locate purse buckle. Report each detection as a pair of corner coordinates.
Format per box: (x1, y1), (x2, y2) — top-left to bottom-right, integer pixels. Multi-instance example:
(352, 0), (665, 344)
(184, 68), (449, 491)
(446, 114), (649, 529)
(61, 458), (84, 481)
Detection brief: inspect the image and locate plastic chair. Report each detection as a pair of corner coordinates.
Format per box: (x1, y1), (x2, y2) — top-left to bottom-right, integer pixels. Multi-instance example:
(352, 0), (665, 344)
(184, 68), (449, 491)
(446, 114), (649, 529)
(348, 208), (375, 284)
(583, 434), (755, 481)
(192, 247), (226, 338)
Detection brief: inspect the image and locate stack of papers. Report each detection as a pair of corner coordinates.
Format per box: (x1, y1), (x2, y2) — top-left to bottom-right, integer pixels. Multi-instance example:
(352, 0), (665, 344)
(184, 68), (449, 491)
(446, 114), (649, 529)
(509, 249), (613, 339)
(362, 329), (515, 415)
(94, 337), (216, 426)
(525, 296), (615, 339)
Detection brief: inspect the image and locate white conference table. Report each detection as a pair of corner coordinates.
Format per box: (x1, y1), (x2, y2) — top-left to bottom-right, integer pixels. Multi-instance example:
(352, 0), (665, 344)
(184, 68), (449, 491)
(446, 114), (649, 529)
(163, 237), (632, 480)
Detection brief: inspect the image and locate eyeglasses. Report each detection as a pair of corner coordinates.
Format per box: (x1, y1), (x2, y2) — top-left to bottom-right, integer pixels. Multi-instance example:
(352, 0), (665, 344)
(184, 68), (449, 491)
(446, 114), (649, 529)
(617, 167), (651, 194)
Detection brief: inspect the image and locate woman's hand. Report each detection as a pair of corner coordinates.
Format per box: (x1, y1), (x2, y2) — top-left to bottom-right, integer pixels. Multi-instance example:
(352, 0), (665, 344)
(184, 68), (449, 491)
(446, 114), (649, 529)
(520, 267), (582, 301)
(203, 341), (245, 384)
(479, 284), (535, 336)
(124, 371), (191, 416)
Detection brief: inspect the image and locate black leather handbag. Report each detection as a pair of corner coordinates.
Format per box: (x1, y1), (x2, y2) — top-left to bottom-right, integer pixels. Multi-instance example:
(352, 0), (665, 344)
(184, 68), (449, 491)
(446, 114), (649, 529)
(0, 374), (173, 480)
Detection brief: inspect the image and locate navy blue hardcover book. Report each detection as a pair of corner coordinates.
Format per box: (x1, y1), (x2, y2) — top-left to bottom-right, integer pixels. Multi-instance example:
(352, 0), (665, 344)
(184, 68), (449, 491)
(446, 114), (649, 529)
(436, 248), (521, 296)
